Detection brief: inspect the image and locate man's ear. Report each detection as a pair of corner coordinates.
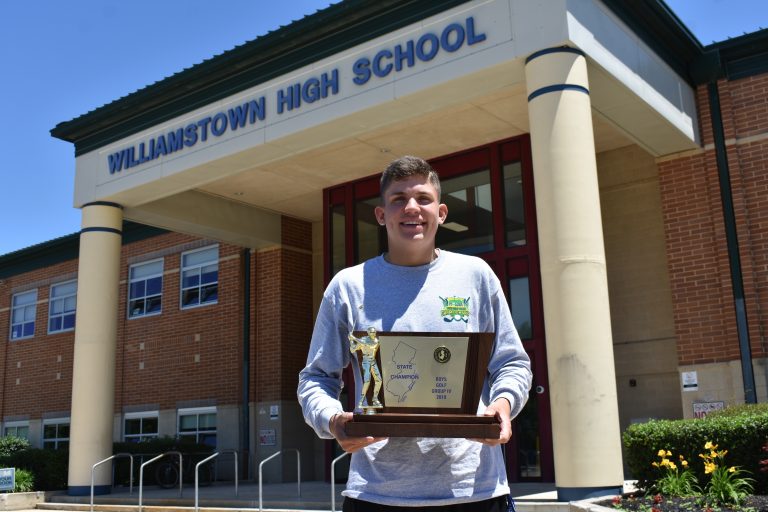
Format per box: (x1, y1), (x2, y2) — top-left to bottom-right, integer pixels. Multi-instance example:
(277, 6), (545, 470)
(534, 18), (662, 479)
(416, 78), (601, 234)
(374, 206), (386, 226)
(438, 203), (448, 224)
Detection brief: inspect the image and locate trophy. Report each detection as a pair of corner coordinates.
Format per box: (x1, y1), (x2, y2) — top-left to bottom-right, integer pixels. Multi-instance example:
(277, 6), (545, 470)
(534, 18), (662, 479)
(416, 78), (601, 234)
(346, 329), (499, 438)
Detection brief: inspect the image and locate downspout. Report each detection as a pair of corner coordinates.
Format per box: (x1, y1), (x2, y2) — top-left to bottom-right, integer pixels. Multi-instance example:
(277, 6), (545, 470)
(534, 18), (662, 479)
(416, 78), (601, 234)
(706, 80), (758, 404)
(241, 248), (252, 476)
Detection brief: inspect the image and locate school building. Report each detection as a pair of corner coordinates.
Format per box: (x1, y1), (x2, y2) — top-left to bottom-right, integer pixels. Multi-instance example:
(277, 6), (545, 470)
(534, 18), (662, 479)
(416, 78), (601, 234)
(1, 0), (766, 502)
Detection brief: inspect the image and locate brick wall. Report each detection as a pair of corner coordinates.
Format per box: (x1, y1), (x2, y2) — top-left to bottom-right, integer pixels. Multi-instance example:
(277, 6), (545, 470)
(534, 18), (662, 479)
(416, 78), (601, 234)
(115, 233), (244, 412)
(0, 231), (249, 421)
(0, 259), (79, 419)
(658, 73), (768, 366)
(254, 217), (313, 403)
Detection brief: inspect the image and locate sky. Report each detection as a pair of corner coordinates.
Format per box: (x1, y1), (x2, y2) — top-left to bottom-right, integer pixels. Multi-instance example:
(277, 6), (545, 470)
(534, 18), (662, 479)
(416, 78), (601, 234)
(0, 0), (766, 256)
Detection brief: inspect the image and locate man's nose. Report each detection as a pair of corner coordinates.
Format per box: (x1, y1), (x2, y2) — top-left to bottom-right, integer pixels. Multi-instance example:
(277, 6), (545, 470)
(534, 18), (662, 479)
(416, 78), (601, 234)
(404, 197), (419, 211)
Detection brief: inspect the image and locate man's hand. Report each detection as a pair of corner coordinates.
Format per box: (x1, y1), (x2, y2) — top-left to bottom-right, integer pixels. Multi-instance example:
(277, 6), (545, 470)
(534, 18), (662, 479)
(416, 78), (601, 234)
(329, 412), (387, 452)
(471, 398), (512, 446)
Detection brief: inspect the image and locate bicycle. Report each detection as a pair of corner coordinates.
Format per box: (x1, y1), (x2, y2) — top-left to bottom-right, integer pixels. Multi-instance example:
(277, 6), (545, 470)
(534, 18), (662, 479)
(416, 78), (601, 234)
(154, 453), (215, 488)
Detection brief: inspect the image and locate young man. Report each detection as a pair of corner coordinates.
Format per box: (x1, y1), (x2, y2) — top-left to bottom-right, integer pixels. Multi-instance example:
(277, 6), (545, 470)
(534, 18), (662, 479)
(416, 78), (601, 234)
(298, 156), (532, 511)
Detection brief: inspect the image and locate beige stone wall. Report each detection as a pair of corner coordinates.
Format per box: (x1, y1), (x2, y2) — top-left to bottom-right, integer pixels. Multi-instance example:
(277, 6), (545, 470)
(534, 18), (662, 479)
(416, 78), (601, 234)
(597, 144), (682, 432)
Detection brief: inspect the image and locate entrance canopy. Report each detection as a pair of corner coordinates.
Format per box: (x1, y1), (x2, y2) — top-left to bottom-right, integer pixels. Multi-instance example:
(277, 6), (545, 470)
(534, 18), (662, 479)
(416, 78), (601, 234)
(52, 0), (701, 249)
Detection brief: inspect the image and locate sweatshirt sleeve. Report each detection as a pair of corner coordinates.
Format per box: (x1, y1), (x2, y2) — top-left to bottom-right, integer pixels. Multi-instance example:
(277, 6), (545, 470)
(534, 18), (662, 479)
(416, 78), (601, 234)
(297, 288), (351, 439)
(483, 270), (532, 419)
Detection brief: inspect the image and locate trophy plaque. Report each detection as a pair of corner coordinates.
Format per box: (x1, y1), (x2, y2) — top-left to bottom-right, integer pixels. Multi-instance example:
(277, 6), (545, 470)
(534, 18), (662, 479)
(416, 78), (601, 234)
(346, 330), (499, 438)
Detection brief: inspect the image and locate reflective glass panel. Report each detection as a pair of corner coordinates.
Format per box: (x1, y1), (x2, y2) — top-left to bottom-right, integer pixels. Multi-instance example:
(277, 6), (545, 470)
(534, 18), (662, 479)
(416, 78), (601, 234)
(503, 162), (526, 246)
(330, 204), (346, 277)
(509, 276), (532, 340)
(437, 169), (494, 255)
(516, 393), (541, 478)
(355, 197), (386, 264)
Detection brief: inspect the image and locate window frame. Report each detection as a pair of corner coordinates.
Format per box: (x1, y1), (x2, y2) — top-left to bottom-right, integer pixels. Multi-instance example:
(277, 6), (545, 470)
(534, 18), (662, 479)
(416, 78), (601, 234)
(179, 245), (219, 310)
(10, 289), (37, 341)
(177, 406), (217, 447)
(48, 280), (77, 334)
(42, 417), (70, 450)
(127, 258), (164, 319)
(123, 411), (159, 443)
(3, 421), (30, 440)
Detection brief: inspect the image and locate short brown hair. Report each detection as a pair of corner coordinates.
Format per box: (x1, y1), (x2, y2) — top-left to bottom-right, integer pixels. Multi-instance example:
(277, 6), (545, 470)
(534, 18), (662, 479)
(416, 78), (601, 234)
(380, 156), (441, 201)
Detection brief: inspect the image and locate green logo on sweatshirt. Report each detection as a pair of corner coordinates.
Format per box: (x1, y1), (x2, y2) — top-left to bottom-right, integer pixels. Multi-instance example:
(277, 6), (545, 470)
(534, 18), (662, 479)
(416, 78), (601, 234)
(440, 296), (470, 323)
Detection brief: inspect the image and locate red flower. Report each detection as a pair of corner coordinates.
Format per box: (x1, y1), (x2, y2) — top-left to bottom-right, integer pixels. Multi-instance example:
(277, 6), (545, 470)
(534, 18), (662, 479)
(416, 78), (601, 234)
(653, 494), (663, 504)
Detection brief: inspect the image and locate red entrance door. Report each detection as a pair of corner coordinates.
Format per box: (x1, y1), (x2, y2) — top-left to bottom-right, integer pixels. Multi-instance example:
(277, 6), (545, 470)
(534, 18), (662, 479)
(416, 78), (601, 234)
(324, 135), (554, 482)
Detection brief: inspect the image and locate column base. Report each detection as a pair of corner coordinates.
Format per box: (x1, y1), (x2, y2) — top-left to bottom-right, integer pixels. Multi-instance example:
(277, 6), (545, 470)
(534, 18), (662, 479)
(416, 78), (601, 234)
(557, 485), (622, 501)
(68, 485), (111, 496)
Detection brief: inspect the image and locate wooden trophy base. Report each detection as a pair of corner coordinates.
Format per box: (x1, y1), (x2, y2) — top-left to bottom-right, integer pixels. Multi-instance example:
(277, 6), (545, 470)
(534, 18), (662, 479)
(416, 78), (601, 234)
(345, 413), (501, 438)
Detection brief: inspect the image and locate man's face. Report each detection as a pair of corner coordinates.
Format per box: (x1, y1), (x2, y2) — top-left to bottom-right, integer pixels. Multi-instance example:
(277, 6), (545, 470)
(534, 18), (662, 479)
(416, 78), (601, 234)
(374, 176), (447, 263)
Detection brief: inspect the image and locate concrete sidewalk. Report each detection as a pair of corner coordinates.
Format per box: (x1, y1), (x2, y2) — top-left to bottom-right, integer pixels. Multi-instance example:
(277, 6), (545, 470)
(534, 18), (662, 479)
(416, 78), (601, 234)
(31, 480), (567, 512)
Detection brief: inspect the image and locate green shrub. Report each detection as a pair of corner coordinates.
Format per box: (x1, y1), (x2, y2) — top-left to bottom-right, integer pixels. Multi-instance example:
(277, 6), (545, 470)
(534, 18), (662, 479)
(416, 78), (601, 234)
(623, 410), (768, 494)
(0, 436), (30, 457)
(0, 449), (68, 491)
(13, 469), (34, 492)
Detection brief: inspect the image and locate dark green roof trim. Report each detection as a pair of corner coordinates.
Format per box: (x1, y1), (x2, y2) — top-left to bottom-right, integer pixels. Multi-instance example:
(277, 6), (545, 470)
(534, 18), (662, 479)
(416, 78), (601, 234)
(0, 222), (168, 280)
(50, 0), (472, 156)
(50, 0), (768, 157)
(706, 29), (768, 81)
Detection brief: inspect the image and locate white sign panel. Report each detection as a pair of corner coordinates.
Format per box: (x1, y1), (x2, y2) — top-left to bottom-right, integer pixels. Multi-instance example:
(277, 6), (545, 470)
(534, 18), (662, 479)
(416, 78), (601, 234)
(681, 371), (698, 392)
(0, 468), (15, 491)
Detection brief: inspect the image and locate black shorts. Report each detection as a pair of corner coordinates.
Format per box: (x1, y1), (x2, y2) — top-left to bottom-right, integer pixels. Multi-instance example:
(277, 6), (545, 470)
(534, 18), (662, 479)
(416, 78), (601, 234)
(342, 495), (510, 512)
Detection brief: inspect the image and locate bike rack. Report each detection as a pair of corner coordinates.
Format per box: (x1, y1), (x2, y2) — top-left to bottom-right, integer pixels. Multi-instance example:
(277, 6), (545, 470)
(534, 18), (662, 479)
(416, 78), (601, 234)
(90, 453), (134, 512)
(330, 451), (350, 512)
(258, 449), (300, 512)
(193, 449), (239, 512)
(138, 450), (182, 512)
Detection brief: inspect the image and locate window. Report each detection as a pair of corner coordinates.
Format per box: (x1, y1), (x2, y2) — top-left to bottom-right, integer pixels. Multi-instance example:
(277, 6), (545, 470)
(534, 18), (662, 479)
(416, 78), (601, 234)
(49, 281), (76, 333)
(10, 290), (37, 340)
(124, 412), (159, 442)
(178, 407), (216, 447)
(4, 422), (29, 440)
(43, 419), (69, 450)
(437, 169), (495, 255)
(180, 246), (218, 309)
(128, 260), (163, 318)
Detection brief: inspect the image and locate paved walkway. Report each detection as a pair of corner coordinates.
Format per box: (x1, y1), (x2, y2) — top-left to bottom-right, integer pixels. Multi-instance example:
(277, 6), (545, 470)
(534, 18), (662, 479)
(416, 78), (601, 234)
(34, 480), (562, 512)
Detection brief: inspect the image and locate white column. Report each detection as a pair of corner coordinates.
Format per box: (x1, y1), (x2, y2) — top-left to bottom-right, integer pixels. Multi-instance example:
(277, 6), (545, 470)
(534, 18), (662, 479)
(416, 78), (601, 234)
(67, 202), (123, 495)
(525, 47), (623, 501)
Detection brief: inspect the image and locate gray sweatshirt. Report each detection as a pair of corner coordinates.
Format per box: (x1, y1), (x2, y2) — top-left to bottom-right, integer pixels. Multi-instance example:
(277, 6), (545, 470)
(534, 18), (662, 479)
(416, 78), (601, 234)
(298, 250), (532, 507)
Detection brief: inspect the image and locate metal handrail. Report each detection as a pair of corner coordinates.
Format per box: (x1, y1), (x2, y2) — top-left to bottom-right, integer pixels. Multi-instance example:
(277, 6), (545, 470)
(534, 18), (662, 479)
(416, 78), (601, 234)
(258, 449), (300, 512)
(90, 453), (134, 512)
(330, 451), (350, 512)
(138, 450), (182, 512)
(193, 449), (239, 512)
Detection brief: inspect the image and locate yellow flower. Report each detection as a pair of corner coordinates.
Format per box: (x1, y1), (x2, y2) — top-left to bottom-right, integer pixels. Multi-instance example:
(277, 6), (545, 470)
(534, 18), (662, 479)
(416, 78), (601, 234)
(704, 462), (716, 474)
(704, 441), (715, 450)
(668, 462), (677, 470)
(729, 467), (736, 473)
(710, 451), (718, 458)
(660, 458), (670, 467)
(719, 450), (728, 457)
(658, 449), (667, 457)
(666, 450), (672, 457)
(652, 462), (659, 467)
(681, 460), (688, 467)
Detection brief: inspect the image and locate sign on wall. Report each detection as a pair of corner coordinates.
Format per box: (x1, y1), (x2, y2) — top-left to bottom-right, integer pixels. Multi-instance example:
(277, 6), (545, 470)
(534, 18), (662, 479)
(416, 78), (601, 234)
(693, 401), (724, 419)
(681, 371), (698, 392)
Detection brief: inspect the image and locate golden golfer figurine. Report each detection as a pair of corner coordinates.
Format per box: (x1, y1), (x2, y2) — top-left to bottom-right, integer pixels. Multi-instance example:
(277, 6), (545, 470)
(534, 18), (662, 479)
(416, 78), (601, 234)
(349, 327), (383, 414)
